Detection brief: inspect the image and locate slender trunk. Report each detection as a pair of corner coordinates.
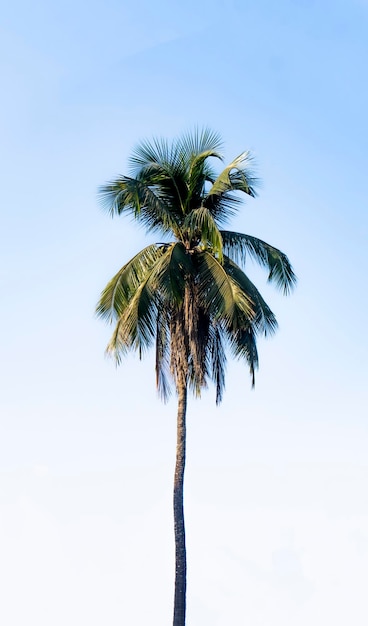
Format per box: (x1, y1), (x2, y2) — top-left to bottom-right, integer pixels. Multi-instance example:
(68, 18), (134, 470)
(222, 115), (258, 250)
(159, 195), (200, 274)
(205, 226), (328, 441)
(173, 379), (187, 626)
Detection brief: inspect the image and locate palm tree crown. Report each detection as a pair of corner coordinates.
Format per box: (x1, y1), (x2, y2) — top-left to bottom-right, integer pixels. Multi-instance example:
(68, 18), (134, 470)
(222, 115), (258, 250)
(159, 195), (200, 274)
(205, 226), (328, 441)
(96, 128), (296, 402)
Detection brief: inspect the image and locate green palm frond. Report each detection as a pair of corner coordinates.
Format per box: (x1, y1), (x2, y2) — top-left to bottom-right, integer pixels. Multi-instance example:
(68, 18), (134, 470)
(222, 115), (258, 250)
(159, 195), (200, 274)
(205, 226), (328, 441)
(155, 305), (172, 402)
(135, 165), (187, 218)
(185, 150), (221, 213)
(183, 207), (224, 260)
(129, 136), (184, 174)
(96, 244), (167, 323)
(128, 136), (189, 215)
(227, 325), (259, 387)
(188, 150), (220, 182)
(221, 230), (297, 294)
(177, 127), (224, 158)
(206, 151), (258, 200)
(227, 166), (259, 197)
(196, 251), (254, 321)
(98, 176), (182, 236)
(148, 242), (194, 303)
(208, 323), (227, 404)
(202, 191), (241, 225)
(224, 256), (278, 337)
(106, 277), (157, 361)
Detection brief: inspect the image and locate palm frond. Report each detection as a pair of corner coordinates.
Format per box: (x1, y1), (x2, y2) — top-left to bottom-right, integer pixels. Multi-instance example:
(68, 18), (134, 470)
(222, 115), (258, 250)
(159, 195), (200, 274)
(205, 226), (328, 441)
(227, 325), (259, 388)
(201, 152), (258, 225)
(129, 136), (183, 174)
(155, 304), (172, 402)
(188, 150), (221, 182)
(185, 149), (221, 213)
(202, 192), (241, 225)
(208, 323), (227, 404)
(98, 176), (182, 236)
(106, 278), (157, 361)
(96, 244), (167, 323)
(148, 242), (194, 303)
(128, 137), (190, 214)
(205, 151), (258, 201)
(224, 256), (278, 337)
(221, 230), (297, 294)
(183, 208), (224, 260)
(178, 128), (224, 158)
(196, 251), (254, 321)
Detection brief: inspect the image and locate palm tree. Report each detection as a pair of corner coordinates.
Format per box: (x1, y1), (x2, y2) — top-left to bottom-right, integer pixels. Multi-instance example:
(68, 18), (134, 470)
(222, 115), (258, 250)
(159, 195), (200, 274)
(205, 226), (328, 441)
(96, 129), (296, 626)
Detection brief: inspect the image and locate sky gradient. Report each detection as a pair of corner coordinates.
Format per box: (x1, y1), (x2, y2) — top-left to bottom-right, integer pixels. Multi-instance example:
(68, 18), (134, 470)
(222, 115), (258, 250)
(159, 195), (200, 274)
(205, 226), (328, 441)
(1, 1), (368, 624)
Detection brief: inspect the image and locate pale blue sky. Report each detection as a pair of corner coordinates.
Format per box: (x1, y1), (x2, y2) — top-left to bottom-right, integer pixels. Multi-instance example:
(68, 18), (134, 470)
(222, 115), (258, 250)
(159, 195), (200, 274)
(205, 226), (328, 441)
(1, 1), (368, 624)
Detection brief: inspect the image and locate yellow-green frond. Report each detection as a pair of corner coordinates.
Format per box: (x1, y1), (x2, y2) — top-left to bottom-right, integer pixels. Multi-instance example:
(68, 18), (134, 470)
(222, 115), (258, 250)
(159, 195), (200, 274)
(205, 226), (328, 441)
(183, 208), (224, 261)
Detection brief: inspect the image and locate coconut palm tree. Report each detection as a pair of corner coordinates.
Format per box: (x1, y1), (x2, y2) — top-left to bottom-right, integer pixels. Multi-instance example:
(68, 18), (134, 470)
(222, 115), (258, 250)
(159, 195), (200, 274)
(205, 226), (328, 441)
(96, 129), (296, 626)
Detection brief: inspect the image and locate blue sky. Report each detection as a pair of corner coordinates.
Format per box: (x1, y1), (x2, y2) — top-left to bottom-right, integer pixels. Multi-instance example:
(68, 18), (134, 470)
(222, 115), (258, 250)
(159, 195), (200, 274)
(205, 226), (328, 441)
(1, 1), (368, 624)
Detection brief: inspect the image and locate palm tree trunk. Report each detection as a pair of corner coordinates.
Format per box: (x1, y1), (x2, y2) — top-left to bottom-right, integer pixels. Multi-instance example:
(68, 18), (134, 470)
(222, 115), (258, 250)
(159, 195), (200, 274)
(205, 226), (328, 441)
(173, 378), (187, 626)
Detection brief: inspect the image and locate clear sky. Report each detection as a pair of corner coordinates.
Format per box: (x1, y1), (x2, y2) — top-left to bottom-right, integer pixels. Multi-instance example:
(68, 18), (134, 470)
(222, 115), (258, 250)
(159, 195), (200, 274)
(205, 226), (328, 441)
(1, 1), (368, 624)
